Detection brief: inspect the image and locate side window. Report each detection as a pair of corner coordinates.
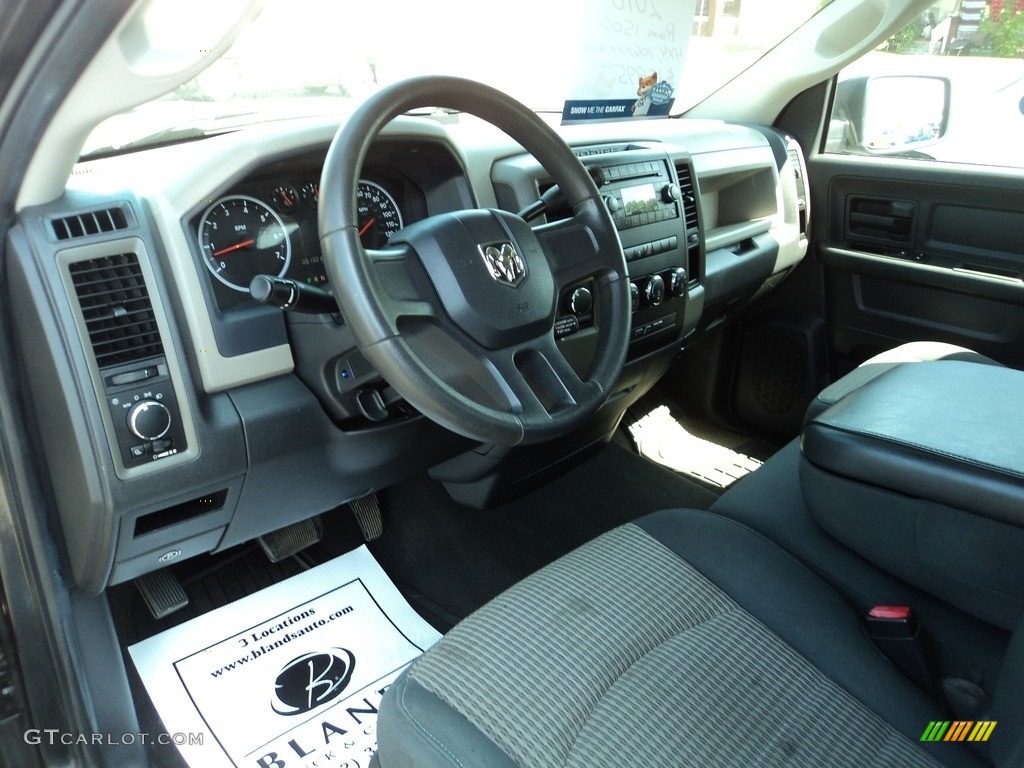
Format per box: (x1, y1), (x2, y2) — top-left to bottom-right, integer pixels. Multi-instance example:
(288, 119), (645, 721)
(824, 1), (1024, 169)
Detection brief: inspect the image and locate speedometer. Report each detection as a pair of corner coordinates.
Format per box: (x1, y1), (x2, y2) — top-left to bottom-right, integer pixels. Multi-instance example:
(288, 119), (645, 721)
(197, 195), (291, 292)
(356, 180), (404, 249)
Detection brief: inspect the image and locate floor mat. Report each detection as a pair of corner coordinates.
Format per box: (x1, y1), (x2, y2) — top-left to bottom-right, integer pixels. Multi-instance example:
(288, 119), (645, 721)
(627, 400), (767, 490)
(369, 440), (719, 628)
(129, 545), (439, 768)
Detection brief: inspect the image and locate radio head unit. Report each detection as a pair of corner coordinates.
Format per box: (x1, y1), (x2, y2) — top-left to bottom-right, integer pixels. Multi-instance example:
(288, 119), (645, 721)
(599, 158), (681, 233)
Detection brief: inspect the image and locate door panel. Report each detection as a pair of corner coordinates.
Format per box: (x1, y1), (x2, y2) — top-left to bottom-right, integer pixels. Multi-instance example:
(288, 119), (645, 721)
(809, 155), (1024, 370)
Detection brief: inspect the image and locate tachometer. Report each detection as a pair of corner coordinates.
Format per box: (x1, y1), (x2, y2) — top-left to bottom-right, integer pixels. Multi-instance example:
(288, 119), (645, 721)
(356, 180), (404, 249)
(197, 195), (291, 292)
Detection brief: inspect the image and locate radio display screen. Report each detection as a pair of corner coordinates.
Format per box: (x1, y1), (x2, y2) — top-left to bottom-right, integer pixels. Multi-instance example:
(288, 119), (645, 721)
(620, 183), (658, 216)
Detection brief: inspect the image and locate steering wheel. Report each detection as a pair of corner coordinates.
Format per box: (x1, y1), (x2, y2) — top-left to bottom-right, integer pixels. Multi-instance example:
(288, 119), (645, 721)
(319, 76), (630, 446)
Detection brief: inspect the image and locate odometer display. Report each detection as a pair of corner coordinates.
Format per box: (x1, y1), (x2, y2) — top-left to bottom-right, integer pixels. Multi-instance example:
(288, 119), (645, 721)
(198, 195), (291, 292)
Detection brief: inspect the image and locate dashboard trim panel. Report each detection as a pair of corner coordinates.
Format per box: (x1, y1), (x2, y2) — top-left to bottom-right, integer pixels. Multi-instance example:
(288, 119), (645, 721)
(57, 236), (199, 480)
(150, 193), (295, 393)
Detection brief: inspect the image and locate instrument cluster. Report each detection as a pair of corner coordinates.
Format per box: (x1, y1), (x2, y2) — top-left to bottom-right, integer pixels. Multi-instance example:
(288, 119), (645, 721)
(193, 168), (419, 310)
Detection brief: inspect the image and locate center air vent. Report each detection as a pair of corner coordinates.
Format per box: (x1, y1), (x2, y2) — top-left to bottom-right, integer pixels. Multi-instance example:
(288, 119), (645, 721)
(68, 253), (164, 369)
(674, 161), (702, 283)
(51, 206), (128, 241)
(675, 162), (700, 233)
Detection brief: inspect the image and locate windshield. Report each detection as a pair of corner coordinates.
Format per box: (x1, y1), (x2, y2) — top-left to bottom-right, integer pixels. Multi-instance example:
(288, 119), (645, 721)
(83, 0), (830, 157)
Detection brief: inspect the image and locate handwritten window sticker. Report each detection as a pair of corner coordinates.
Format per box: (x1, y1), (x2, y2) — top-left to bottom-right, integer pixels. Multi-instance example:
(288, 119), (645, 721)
(562, 0), (695, 123)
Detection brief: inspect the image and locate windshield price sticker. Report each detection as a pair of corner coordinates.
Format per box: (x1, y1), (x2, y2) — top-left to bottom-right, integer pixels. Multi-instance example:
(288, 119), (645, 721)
(130, 546), (441, 768)
(562, 0), (695, 123)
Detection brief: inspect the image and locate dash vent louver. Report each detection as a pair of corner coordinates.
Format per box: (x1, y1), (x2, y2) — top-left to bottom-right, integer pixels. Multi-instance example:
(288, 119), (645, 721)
(675, 162), (699, 233)
(51, 206), (128, 241)
(674, 160), (701, 283)
(68, 253), (164, 368)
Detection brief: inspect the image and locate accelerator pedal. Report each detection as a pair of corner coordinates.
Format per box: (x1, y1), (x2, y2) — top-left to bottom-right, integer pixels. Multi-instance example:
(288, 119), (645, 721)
(350, 492), (383, 541)
(135, 568), (189, 620)
(258, 516), (323, 563)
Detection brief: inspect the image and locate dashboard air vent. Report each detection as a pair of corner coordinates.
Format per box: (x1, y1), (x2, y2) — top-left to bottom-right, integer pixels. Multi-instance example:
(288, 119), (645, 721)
(68, 253), (164, 369)
(675, 162), (699, 233)
(674, 161), (701, 283)
(51, 206), (128, 241)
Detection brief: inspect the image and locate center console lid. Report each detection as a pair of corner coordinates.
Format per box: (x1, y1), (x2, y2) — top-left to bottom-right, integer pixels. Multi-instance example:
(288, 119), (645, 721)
(800, 360), (1024, 629)
(802, 360), (1024, 526)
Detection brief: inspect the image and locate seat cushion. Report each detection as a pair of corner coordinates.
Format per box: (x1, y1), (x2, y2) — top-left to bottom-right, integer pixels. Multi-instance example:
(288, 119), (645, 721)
(376, 509), (988, 768)
(804, 341), (1001, 424)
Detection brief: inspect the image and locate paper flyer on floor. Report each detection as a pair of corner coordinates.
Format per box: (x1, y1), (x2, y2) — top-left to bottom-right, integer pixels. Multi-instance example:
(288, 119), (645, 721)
(129, 546), (442, 768)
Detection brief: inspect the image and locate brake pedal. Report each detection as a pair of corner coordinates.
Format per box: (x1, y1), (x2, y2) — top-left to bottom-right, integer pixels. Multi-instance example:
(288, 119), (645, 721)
(350, 492), (383, 541)
(135, 569), (189, 620)
(258, 516), (323, 563)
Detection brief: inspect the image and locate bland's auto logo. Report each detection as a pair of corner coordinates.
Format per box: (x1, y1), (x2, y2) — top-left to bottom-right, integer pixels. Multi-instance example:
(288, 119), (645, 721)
(478, 241), (526, 287)
(272, 649), (355, 716)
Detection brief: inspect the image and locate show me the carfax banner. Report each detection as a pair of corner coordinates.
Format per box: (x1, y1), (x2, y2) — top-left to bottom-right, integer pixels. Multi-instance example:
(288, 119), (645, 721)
(130, 546), (441, 768)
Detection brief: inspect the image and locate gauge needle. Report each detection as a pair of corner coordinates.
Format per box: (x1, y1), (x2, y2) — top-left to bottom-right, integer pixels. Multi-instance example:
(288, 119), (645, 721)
(212, 238), (255, 257)
(357, 217), (376, 237)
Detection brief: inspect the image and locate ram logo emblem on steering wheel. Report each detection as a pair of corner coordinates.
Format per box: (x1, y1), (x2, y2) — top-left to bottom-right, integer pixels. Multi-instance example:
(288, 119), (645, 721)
(479, 242), (527, 287)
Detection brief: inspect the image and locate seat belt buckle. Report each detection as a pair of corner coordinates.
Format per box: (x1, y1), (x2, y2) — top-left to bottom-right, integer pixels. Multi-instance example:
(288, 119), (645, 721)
(865, 605), (939, 699)
(866, 604), (918, 637)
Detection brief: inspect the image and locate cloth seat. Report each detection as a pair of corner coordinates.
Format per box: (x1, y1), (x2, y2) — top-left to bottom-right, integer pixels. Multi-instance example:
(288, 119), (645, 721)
(374, 508), (993, 768)
(804, 341), (1001, 424)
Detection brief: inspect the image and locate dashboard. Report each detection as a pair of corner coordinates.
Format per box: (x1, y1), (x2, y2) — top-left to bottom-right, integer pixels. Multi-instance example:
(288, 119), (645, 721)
(8, 110), (809, 595)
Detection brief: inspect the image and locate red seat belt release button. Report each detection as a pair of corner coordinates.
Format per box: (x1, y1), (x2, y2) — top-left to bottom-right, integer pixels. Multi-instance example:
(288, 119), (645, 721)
(868, 604), (912, 621)
(865, 605), (938, 698)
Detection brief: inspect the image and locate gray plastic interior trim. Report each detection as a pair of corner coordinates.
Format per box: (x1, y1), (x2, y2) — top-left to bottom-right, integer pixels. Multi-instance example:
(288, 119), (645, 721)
(705, 220), (774, 253)
(57, 236), (198, 480)
(821, 245), (1024, 304)
(772, 137), (810, 273)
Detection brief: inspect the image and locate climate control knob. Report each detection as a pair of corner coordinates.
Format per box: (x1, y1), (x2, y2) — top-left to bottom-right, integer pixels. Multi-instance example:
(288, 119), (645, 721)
(127, 400), (172, 441)
(645, 275), (666, 307)
(670, 267), (688, 298)
(630, 282), (640, 313)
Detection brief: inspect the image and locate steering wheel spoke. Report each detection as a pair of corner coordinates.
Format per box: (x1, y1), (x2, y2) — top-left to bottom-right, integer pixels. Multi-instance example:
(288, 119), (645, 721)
(364, 244), (438, 333)
(483, 335), (598, 428)
(536, 199), (625, 289)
